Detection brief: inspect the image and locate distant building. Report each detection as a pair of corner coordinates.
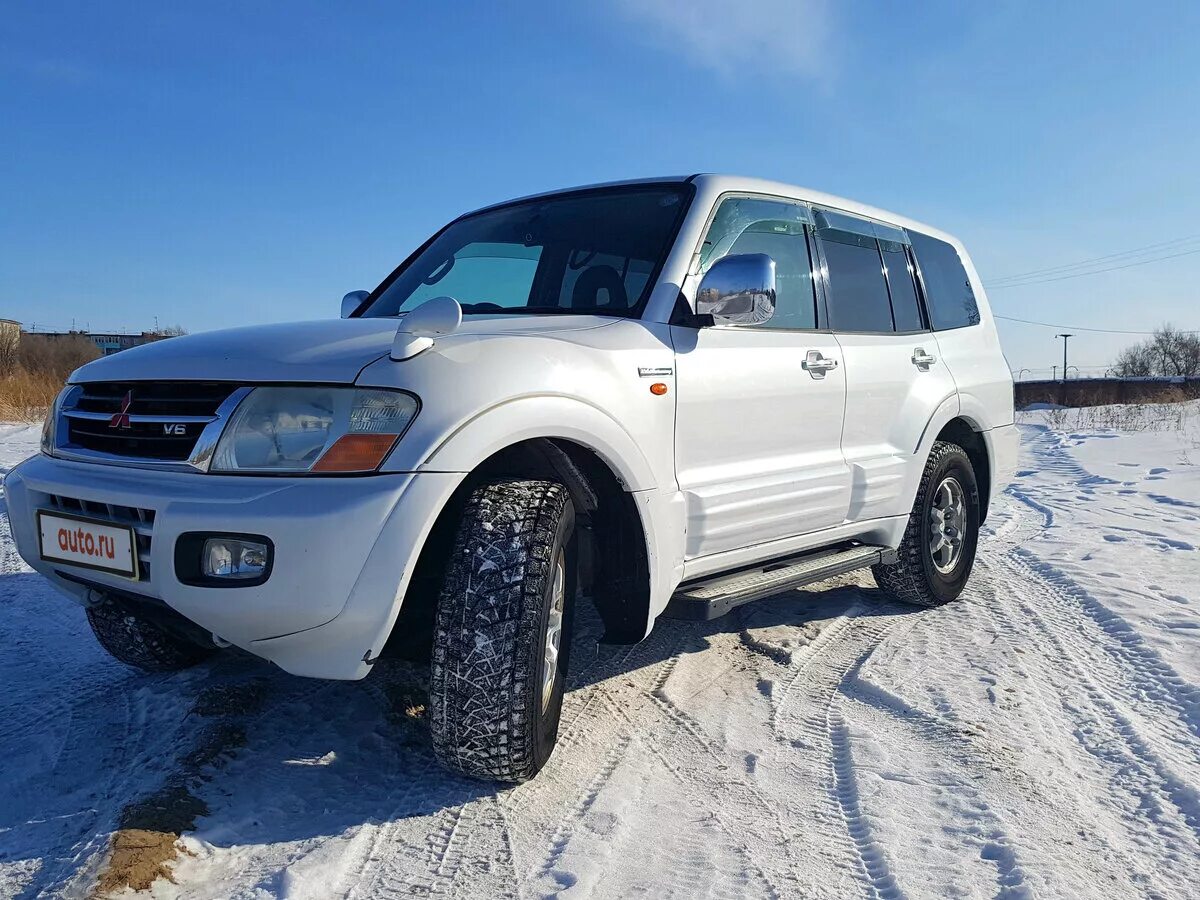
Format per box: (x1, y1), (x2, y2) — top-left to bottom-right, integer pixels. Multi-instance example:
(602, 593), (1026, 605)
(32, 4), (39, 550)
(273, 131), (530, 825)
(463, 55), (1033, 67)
(0, 319), (20, 344)
(23, 329), (166, 356)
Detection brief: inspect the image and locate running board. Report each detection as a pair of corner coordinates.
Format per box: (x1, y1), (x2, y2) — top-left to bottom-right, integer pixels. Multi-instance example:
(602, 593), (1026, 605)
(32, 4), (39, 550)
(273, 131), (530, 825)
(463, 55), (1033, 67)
(665, 544), (894, 621)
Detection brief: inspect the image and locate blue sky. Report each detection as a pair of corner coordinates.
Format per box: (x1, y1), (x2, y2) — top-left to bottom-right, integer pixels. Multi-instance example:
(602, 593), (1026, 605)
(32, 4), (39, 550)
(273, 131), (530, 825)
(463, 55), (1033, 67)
(2, 0), (1198, 374)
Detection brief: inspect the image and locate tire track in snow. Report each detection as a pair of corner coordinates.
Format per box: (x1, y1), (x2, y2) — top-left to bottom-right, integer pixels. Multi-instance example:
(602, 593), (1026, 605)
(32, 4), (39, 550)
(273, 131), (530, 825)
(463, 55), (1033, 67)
(994, 553), (1200, 851)
(1007, 548), (1200, 746)
(812, 617), (906, 900)
(560, 616), (794, 897)
(839, 596), (1033, 899)
(534, 733), (633, 889)
(600, 690), (784, 900)
(826, 709), (903, 900)
(765, 604), (863, 745)
(342, 752), (486, 900)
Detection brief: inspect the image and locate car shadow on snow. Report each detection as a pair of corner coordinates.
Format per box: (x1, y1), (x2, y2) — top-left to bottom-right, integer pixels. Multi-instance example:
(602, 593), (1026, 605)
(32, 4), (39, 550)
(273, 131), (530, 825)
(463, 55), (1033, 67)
(133, 581), (907, 851)
(0, 573), (911, 870)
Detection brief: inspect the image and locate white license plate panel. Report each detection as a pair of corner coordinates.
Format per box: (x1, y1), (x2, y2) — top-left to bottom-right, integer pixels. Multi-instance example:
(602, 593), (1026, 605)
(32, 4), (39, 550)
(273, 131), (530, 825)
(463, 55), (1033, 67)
(37, 511), (139, 579)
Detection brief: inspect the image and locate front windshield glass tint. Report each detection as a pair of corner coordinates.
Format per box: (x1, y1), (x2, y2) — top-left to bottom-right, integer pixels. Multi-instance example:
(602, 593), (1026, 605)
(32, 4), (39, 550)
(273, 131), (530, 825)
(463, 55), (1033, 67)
(362, 186), (690, 317)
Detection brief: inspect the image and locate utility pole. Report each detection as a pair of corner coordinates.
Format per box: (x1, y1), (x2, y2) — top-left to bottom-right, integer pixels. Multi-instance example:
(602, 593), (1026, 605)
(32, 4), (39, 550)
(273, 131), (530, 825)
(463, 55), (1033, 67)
(1052, 365), (1058, 381)
(1055, 333), (1073, 381)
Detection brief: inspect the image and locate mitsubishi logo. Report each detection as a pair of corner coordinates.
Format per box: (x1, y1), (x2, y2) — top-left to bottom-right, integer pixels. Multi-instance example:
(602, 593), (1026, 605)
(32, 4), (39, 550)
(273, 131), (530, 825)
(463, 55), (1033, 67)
(109, 391), (133, 429)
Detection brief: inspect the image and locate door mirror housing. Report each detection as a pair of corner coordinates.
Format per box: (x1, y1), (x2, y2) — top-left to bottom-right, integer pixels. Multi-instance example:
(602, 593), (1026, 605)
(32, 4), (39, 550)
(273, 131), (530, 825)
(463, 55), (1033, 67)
(694, 254), (776, 326)
(341, 290), (370, 318)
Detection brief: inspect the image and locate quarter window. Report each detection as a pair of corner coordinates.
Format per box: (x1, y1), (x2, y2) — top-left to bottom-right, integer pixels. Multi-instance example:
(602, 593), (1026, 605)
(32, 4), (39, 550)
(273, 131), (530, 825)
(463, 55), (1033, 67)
(909, 231), (980, 330)
(700, 197), (817, 330)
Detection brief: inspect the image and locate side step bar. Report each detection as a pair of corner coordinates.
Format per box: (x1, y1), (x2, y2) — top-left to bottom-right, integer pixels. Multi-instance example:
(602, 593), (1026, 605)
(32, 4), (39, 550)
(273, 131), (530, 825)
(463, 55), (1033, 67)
(665, 544), (895, 621)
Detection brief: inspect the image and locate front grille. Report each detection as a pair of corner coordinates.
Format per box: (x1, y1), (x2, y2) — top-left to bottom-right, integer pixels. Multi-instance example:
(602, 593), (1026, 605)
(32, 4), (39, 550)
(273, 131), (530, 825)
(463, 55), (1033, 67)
(64, 381), (238, 462)
(45, 493), (155, 581)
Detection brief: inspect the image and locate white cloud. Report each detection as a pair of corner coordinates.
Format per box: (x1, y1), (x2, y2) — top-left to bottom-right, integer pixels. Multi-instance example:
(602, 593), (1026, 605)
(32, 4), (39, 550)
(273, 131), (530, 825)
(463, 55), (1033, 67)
(611, 0), (833, 78)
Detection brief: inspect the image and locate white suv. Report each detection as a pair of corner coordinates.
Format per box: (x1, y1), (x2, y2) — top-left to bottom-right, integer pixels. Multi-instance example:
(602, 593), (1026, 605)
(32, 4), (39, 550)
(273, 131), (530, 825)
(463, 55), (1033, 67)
(7, 175), (1016, 782)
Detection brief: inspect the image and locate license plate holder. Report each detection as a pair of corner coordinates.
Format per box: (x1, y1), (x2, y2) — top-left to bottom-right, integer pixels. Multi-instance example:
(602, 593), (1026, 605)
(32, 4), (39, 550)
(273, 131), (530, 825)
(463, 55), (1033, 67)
(37, 510), (140, 580)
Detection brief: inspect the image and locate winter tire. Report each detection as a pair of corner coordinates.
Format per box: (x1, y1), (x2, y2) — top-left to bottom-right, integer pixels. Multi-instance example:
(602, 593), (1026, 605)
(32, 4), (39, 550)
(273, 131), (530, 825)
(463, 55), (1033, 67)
(429, 478), (577, 783)
(872, 440), (981, 608)
(86, 601), (216, 672)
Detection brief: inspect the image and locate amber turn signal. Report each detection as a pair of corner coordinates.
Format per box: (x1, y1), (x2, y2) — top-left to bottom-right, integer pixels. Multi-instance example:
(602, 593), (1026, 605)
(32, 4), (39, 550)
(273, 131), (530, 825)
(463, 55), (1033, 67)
(312, 433), (400, 472)
(650, 382), (669, 395)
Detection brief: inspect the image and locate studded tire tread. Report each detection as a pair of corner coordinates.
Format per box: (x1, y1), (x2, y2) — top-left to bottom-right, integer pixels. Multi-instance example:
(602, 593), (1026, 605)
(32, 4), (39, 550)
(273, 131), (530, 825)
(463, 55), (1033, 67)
(429, 478), (572, 783)
(86, 602), (215, 672)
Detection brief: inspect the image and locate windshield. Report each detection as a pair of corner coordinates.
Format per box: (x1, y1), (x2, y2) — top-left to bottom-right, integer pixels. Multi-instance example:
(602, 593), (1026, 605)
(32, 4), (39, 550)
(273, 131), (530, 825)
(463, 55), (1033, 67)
(361, 184), (692, 318)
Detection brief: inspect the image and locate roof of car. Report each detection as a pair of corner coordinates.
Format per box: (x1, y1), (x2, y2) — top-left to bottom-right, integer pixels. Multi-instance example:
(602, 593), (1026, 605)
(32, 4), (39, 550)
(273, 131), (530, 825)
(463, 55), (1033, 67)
(464, 174), (959, 249)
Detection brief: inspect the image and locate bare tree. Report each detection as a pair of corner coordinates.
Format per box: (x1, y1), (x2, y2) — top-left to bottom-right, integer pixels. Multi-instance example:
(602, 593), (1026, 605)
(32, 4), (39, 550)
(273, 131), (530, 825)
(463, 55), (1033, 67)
(1112, 324), (1200, 378)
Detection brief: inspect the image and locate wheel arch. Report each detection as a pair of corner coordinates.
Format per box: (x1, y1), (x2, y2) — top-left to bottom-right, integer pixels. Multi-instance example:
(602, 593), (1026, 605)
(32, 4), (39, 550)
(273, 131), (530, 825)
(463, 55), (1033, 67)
(933, 416), (992, 523)
(385, 435), (655, 661)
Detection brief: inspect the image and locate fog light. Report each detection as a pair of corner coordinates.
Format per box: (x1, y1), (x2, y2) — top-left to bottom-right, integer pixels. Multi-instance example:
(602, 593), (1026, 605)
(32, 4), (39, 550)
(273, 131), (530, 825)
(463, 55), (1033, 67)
(202, 538), (270, 580)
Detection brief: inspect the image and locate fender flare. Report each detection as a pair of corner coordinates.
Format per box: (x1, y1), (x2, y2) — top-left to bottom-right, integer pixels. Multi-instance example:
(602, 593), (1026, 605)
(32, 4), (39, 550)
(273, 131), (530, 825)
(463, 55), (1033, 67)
(901, 393), (963, 510)
(904, 393), (998, 518)
(954, 390), (1000, 432)
(416, 394), (659, 491)
(414, 395), (677, 638)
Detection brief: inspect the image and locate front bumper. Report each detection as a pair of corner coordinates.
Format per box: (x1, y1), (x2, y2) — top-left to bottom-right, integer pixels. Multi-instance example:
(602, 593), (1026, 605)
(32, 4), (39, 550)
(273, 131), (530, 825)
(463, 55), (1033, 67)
(5, 454), (463, 679)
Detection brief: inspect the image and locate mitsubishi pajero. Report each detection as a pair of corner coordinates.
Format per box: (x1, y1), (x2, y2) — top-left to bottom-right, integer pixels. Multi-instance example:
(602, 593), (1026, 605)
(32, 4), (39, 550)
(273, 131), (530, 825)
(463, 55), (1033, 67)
(7, 175), (1017, 782)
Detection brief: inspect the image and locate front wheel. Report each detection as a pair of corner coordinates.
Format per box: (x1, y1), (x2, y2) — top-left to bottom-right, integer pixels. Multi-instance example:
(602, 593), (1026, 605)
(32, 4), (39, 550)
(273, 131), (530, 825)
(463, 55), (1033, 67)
(86, 600), (215, 672)
(429, 479), (576, 783)
(872, 441), (981, 608)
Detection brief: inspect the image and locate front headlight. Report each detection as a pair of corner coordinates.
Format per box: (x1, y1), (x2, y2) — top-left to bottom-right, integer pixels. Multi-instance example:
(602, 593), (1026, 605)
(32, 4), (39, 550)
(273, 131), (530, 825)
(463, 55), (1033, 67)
(41, 385), (81, 456)
(210, 387), (418, 474)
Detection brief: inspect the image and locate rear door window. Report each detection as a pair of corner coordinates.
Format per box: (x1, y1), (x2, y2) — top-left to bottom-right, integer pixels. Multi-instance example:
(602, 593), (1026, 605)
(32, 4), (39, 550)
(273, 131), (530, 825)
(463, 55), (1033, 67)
(908, 231), (980, 330)
(819, 229), (894, 332)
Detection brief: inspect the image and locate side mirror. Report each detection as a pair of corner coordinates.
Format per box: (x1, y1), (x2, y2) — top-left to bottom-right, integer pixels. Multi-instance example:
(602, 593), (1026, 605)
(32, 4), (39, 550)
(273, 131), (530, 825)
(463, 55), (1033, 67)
(391, 295), (463, 360)
(695, 254), (776, 326)
(341, 290), (370, 318)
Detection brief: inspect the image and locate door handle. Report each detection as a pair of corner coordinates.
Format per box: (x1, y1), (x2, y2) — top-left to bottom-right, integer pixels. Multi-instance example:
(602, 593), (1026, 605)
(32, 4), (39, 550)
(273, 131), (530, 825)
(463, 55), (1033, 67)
(912, 348), (937, 369)
(802, 350), (839, 379)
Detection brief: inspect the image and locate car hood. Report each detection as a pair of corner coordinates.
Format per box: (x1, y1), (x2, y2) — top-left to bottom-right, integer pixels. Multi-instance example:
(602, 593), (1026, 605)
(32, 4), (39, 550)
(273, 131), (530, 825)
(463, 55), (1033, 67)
(71, 315), (621, 384)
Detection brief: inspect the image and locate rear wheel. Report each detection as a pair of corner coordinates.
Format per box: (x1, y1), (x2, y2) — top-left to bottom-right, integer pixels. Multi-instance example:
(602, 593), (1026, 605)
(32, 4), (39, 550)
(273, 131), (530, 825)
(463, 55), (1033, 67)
(86, 600), (216, 672)
(429, 479), (576, 782)
(873, 441), (981, 608)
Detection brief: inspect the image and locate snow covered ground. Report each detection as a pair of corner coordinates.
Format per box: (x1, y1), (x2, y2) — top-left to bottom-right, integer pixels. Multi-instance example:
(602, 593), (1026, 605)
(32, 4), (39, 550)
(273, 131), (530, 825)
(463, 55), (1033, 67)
(1, 404), (1198, 900)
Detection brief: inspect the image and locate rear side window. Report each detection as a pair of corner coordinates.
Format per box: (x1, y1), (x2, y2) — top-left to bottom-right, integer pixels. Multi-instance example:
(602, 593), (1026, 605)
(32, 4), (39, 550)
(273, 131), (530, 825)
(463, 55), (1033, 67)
(909, 231), (980, 330)
(880, 241), (924, 332)
(820, 229), (894, 332)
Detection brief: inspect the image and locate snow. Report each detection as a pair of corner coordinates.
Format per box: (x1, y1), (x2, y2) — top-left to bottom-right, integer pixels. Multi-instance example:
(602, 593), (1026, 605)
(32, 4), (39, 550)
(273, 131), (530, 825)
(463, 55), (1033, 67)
(1, 406), (1199, 899)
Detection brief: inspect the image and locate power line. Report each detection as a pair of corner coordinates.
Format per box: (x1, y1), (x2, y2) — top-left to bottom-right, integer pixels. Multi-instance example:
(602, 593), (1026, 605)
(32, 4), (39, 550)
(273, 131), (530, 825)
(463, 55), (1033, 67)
(994, 315), (1200, 335)
(986, 234), (1200, 285)
(985, 245), (1200, 289)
